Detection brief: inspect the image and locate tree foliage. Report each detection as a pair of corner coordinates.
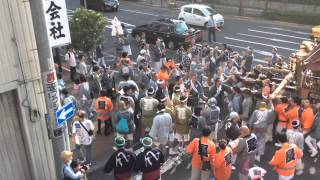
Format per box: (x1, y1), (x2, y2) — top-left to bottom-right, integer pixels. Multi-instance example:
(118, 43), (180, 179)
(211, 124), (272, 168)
(69, 8), (107, 54)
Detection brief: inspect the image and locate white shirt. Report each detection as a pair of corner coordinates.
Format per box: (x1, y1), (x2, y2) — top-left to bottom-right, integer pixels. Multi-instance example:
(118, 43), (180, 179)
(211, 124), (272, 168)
(72, 119), (94, 145)
(65, 51), (77, 67)
(78, 62), (87, 76)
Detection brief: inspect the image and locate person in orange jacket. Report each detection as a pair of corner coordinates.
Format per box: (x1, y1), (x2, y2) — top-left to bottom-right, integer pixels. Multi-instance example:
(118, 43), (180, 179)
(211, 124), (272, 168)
(213, 139), (232, 180)
(187, 126), (216, 180)
(95, 90), (113, 136)
(269, 133), (303, 180)
(300, 99), (315, 135)
(285, 96), (301, 130)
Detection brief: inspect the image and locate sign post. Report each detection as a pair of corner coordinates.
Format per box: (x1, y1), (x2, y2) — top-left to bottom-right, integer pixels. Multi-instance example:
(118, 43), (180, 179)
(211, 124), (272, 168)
(29, 0), (71, 179)
(43, 0), (71, 47)
(56, 101), (75, 127)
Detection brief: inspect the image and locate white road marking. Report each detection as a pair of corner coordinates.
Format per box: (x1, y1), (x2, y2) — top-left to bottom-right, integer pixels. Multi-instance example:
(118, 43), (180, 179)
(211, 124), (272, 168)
(237, 33), (300, 45)
(254, 58), (268, 64)
(214, 43), (274, 56)
(197, 43), (270, 64)
(248, 29), (310, 41)
(119, 8), (160, 17)
(258, 26), (310, 36)
(224, 36), (297, 51)
(107, 18), (136, 27)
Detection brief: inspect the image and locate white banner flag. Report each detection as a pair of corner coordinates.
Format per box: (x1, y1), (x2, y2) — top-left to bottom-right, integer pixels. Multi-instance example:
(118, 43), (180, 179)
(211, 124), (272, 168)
(43, 0), (71, 47)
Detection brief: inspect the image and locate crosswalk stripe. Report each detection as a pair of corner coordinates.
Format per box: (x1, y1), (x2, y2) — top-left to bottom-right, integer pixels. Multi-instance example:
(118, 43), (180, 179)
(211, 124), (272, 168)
(237, 33), (300, 45)
(258, 26), (310, 36)
(224, 36), (297, 51)
(248, 29), (309, 41)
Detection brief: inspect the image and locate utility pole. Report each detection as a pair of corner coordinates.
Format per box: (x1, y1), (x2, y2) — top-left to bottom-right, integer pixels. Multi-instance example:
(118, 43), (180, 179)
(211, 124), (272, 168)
(29, 0), (69, 179)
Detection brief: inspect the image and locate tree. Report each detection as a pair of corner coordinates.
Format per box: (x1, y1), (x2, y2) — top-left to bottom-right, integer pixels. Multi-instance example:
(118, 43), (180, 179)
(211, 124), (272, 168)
(69, 8), (107, 55)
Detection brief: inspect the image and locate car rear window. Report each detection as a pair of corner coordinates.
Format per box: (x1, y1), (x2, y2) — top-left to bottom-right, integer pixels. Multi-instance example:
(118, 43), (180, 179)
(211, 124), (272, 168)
(183, 7), (192, 13)
(176, 21), (189, 34)
(203, 7), (217, 16)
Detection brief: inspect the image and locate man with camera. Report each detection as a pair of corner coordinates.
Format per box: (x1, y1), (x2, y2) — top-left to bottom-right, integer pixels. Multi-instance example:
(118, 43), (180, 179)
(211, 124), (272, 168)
(187, 126), (216, 180)
(72, 110), (95, 166)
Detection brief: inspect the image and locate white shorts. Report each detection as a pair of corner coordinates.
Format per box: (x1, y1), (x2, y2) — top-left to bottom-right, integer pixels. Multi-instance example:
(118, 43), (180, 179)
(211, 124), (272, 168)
(176, 133), (190, 142)
(117, 133), (133, 141)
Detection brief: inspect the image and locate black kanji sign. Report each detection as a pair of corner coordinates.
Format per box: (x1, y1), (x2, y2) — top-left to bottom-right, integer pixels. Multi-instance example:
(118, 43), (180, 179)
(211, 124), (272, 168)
(49, 22), (65, 39)
(286, 148), (295, 163)
(198, 144), (209, 157)
(224, 152), (232, 166)
(46, 1), (62, 20)
(46, 1), (65, 40)
(246, 136), (257, 153)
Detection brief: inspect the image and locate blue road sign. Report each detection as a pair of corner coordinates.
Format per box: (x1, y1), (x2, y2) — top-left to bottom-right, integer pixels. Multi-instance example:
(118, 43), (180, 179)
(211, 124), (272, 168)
(56, 101), (75, 127)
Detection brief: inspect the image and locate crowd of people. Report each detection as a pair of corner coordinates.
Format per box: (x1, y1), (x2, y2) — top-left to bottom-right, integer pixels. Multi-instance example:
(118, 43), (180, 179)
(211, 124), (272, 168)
(56, 28), (320, 180)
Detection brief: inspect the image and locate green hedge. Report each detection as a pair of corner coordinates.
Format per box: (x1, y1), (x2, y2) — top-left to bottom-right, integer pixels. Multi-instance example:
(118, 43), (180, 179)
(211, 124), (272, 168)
(262, 10), (320, 26)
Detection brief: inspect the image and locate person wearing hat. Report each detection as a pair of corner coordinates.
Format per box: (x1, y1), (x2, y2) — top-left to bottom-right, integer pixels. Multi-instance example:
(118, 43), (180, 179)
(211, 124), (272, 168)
(140, 87), (159, 137)
(61, 150), (85, 179)
(174, 95), (193, 151)
(115, 101), (135, 151)
(149, 103), (173, 155)
(104, 136), (136, 180)
(137, 49), (147, 67)
(207, 14), (216, 42)
(248, 101), (275, 162)
(286, 120), (304, 175)
(72, 110), (95, 166)
(201, 97), (220, 141)
(155, 79), (169, 102)
(134, 136), (165, 180)
(225, 112), (241, 143)
(172, 86), (182, 106)
(118, 85), (136, 114)
(118, 73), (139, 99)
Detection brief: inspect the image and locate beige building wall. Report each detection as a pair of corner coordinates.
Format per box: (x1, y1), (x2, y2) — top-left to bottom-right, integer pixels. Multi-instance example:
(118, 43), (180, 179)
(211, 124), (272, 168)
(0, 0), (56, 179)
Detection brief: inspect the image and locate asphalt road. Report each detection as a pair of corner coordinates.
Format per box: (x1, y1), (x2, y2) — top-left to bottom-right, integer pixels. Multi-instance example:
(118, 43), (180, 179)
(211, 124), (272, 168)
(64, 1), (318, 179)
(66, 0), (312, 65)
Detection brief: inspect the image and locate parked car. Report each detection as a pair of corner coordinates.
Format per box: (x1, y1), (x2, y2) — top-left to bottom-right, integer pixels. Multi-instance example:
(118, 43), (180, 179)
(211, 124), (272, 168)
(178, 4), (224, 28)
(81, 0), (119, 12)
(131, 18), (203, 50)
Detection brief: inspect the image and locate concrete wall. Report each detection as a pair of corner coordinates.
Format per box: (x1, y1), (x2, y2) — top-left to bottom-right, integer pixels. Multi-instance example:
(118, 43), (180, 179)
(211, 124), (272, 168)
(0, 0), (56, 179)
(215, 0), (320, 15)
